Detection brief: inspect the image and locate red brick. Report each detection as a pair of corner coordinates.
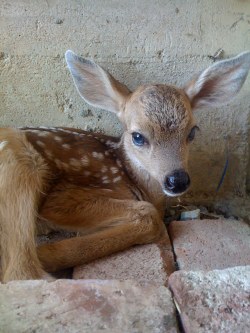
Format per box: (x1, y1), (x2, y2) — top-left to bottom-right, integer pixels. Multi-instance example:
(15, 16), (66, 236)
(0, 279), (178, 333)
(73, 230), (175, 285)
(168, 218), (250, 270)
(168, 266), (250, 333)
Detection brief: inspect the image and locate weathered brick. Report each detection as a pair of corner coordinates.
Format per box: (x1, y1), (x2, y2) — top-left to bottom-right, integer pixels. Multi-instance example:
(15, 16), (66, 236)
(0, 279), (177, 333)
(73, 231), (175, 285)
(168, 266), (250, 333)
(168, 218), (250, 270)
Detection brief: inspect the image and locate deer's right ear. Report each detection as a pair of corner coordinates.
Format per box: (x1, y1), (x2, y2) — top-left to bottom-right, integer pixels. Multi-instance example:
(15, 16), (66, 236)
(65, 50), (131, 114)
(184, 51), (250, 110)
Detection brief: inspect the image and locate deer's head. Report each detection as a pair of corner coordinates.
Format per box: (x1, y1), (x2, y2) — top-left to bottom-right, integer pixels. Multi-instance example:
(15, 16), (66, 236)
(66, 51), (250, 197)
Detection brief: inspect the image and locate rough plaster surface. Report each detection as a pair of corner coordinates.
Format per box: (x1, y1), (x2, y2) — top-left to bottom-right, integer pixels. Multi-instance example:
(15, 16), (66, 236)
(0, 0), (250, 214)
(0, 279), (177, 333)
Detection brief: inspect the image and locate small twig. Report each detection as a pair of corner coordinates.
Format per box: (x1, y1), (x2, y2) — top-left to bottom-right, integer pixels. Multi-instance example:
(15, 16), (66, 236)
(216, 136), (230, 192)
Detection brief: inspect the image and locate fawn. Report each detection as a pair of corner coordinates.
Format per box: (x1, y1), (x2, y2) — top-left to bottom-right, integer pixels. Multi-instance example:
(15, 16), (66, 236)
(0, 51), (249, 282)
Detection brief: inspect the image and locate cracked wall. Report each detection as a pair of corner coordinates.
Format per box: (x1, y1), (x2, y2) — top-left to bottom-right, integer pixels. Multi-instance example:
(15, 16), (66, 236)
(0, 0), (250, 218)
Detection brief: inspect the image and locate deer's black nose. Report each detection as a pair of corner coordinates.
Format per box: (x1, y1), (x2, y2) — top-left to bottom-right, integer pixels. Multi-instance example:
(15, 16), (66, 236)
(165, 169), (190, 194)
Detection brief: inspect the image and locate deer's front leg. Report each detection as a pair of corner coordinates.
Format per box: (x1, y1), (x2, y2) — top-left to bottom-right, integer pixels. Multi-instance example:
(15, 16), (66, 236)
(37, 191), (165, 272)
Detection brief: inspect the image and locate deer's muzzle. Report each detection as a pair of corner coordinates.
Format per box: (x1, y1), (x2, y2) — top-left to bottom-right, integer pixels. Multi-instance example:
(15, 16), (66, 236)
(164, 169), (190, 196)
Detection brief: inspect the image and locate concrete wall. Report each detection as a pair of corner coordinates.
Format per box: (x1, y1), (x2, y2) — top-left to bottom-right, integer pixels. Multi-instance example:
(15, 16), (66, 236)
(1, 0), (250, 217)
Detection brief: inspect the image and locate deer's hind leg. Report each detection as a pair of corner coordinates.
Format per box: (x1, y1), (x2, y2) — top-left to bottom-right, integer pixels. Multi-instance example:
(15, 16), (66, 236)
(0, 129), (50, 282)
(38, 184), (165, 272)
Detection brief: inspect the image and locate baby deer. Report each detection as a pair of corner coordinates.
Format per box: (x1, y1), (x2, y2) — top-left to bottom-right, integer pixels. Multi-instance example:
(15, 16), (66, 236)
(0, 51), (249, 282)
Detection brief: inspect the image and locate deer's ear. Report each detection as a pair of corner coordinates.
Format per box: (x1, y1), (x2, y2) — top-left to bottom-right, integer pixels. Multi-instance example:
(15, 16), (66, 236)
(184, 51), (250, 110)
(65, 50), (131, 113)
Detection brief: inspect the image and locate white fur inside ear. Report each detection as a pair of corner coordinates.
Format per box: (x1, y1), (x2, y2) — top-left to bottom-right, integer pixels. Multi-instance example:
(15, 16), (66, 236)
(65, 50), (128, 113)
(185, 51), (250, 109)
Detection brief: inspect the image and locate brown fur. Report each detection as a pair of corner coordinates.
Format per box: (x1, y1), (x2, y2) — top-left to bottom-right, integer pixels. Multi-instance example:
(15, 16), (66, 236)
(0, 129), (50, 281)
(0, 50), (249, 282)
(139, 85), (190, 130)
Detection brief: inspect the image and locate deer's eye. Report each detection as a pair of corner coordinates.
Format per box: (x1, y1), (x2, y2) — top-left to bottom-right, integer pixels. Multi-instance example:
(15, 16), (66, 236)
(187, 126), (199, 142)
(132, 132), (146, 146)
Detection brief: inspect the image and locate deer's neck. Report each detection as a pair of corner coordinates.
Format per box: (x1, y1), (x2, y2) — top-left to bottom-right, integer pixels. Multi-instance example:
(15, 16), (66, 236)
(116, 141), (166, 214)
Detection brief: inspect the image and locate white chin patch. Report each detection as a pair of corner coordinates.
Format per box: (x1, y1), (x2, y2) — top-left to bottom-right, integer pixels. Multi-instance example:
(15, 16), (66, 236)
(163, 189), (184, 197)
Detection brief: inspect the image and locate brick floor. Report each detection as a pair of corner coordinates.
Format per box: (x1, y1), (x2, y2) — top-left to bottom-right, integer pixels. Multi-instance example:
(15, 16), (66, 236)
(168, 218), (250, 271)
(0, 279), (178, 333)
(2, 218), (250, 332)
(73, 229), (175, 285)
(168, 265), (250, 333)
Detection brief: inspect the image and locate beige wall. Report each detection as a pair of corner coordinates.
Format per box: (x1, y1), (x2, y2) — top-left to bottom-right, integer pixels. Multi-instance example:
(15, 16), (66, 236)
(0, 0), (250, 218)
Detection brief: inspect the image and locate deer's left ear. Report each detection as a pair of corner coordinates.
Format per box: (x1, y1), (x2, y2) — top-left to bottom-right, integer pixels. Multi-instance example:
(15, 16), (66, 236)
(65, 50), (131, 114)
(184, 51), (250, 110)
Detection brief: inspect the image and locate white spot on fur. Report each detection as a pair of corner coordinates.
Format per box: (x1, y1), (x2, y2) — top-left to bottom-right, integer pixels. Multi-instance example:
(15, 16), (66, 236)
(62, 143), (70, 149)
(36, 140), (45, 148)
(103, 179), (110, 184)
(28, 129), (40, 133)
(38, 126), (57, 131)
(92, 152), (104, 160)
(101, 165), (108, 173)
(81, 156), (89, 166)
(113, 176), (122, 183)
(57, 128), (68, 134)
(69, 158), (81, 169)
(38, 131), (50, 137)
(110, 167), (119, 174)
(84, 170), (91, 176)
(106, 140), (118, 148)
(0, 141), (8, 150)
(54, 136), (62, 142)
(56, 128), (80, 136)
(116, 159), (122, 168)
(45, 150), (53, 158)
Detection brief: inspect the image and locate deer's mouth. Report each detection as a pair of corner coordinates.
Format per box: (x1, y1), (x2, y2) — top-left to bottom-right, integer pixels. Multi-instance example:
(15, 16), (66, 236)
(163, 187), (189, 197)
